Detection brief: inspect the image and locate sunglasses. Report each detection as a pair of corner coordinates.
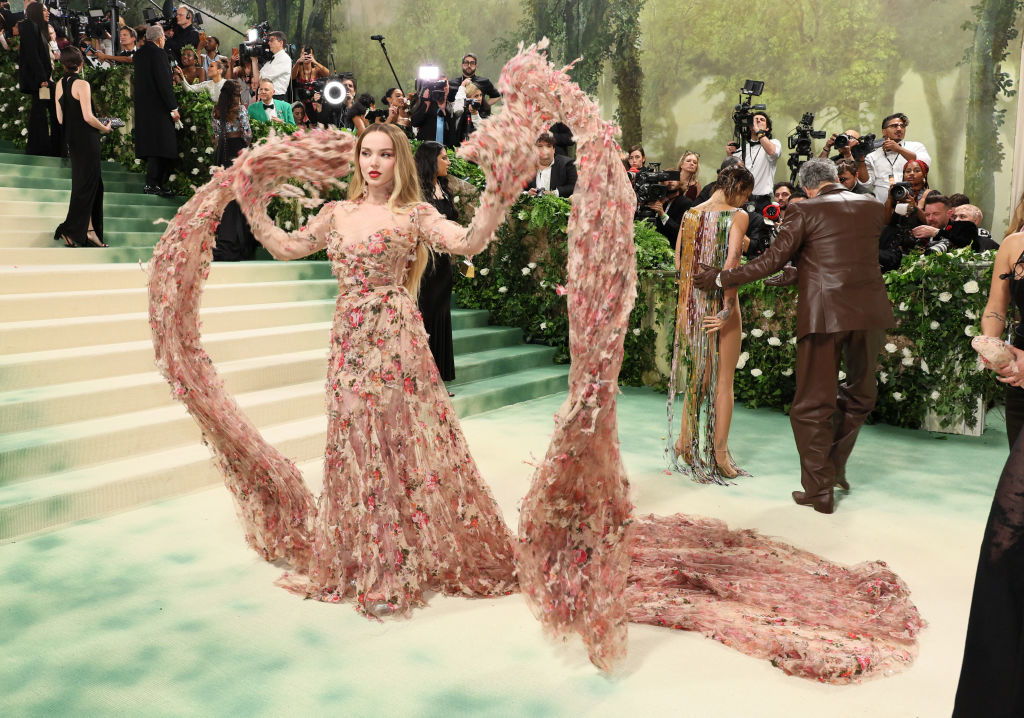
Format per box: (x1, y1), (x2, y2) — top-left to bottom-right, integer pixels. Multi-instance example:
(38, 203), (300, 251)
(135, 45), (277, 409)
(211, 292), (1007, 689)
(885, 122), (906, 129)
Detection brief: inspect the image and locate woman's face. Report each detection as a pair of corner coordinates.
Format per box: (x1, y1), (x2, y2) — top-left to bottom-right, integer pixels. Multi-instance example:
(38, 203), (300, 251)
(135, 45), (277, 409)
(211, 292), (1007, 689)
(209, 62), (222, 80)
(182, 50), (196, 67)
(388, 89), (404, 107)
(436, 151), (450, 178)
(293, 106), (305, 123)
(628, 150), (644, 168)
(681, 154), (698, 174)
(359, 131), (396, 190)
(903, 162), (924, 186)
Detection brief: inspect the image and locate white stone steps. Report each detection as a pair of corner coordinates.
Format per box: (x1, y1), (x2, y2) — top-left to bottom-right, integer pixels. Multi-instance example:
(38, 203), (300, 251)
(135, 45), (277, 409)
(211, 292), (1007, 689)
(0, 380), (327, 483)
(0, 261), (331, 293)
(0, 199), (180, 217)
(0, 247), (155, 264)
(1, 348), (330, 432)
(0, 415), (328, 542)
(0, 186), (183, 208)
(0, 279), (339, 320)
(0, 322), (332, 389)
(0, 230), (162, 249)
(0, 299), (338, 352)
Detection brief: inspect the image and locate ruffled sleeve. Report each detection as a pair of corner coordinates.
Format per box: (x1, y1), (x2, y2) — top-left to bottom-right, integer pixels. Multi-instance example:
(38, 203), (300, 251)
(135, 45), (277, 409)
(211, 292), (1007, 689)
(411, 200), (505, 257)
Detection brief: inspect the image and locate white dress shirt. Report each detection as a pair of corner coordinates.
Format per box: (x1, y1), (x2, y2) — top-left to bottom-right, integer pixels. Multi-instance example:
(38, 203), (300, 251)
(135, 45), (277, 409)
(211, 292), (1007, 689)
(731, 138), (782, 196)
(260, 50), (292, 96)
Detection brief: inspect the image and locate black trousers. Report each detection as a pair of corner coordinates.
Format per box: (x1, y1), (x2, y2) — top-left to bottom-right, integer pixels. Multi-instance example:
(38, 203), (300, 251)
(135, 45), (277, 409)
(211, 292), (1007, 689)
(145, 156), (172, 188)
(27, 89), (60, 156)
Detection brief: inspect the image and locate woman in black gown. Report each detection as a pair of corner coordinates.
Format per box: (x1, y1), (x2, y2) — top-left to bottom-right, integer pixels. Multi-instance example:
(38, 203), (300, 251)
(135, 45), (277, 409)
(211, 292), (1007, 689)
(210, 80), (258, 262)
(413, 141), (457, 389)
(53, 46), (111, 248)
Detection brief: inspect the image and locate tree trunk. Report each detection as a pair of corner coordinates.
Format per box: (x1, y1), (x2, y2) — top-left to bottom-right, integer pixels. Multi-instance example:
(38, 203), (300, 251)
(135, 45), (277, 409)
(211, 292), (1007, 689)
(612, 17), (642, 147)
(922, 68), (969, 192)
(293, 0), (307, 47)
(964, 0), (1021, 223)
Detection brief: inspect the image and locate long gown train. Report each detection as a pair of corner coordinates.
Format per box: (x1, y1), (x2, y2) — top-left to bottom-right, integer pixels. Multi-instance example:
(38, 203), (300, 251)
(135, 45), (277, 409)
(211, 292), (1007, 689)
(149, 46), (923, 683)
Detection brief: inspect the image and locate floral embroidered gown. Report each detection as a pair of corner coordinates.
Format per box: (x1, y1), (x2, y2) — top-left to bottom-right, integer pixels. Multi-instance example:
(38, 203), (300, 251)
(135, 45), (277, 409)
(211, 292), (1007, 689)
(277, 198), (518, 613)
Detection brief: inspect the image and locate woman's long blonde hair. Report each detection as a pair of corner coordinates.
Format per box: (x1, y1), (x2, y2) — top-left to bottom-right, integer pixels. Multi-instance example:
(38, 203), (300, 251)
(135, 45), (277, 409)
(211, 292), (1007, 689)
(1008, 188), (1024, 238)
(347, 123), (431, 295)
(678, 151), (701, 191)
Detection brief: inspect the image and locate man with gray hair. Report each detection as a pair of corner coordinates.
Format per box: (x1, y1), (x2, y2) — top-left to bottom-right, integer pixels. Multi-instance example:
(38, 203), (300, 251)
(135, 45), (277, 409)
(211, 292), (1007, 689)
(694, 158), (894, 514)
(133, 23), (180, 195)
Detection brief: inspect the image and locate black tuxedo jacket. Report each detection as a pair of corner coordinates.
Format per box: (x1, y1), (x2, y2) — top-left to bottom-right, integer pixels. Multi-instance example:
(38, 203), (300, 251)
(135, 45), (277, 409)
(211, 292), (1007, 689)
(526, 155), (577, 197)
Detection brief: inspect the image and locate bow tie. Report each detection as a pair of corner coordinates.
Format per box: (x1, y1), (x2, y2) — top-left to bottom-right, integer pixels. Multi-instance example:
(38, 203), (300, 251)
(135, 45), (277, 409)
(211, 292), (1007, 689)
(263, 103), (274, 109)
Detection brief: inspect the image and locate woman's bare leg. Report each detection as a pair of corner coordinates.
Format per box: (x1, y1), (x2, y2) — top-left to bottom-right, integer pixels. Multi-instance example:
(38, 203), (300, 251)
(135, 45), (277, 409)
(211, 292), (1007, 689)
(714, 305), (742, 476)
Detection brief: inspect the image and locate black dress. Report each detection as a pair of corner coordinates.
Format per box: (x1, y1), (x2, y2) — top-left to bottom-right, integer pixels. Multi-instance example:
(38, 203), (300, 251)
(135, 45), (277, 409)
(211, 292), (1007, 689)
(417, 186), (457, 382)
(952, 427), (1024, 715)
(211, 108), (257, 262)
(54, 75), (103, 247)
(1001, 249), (1024, 448)
(17, 20), (59, 157)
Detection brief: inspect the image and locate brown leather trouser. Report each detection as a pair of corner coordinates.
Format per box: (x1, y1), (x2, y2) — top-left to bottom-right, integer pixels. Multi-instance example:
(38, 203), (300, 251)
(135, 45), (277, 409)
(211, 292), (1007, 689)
(790, 329), (884, 495)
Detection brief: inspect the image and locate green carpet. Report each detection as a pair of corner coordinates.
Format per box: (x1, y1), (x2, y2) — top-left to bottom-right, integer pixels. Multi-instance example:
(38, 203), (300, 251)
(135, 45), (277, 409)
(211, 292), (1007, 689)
(0, 388), (1005, 717)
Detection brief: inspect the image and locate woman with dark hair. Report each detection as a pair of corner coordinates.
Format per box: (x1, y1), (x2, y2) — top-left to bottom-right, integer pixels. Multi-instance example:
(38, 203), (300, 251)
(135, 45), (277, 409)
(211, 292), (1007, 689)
(413, 140), (457, 389)
(53, 45), (111, 247)
(626, 144), (645, 171)
(18, 1), (59, 156)
(669, 164), (754, 481)
(383, 87), (412, 138)
(210, 80), (257, 261)
(879, 158), (938, 270)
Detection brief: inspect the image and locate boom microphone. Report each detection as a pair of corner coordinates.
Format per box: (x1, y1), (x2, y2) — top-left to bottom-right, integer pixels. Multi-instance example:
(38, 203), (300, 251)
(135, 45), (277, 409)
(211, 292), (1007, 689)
(370, 34), (384, 41)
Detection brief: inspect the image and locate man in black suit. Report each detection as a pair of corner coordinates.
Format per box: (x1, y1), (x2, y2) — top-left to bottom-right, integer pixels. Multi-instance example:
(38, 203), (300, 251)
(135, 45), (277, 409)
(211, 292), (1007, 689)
(133, 24), (180, 195)
(410, 76), (456, 146)
(525, 132), (577, 198)
(645, 174), (692, 250)
(18, 2), (59, 156)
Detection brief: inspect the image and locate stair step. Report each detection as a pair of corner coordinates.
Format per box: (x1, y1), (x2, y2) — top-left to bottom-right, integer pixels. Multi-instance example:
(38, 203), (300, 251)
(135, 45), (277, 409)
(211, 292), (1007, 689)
(448, 344), (557, 385)
(0, 152), (141, 175)
(0, 185), (184, 208)
(450, 365), (569, 417)
(0, 261), (332, 293)
(0, 279), (339, 320)
(0, 199), (182, 218)
(0, 230), (164, 249)
(2, 214), (172, 234)
(0, 173), (150, 194)
(0, 246), (156, 264)
(452, 325), (522, 353)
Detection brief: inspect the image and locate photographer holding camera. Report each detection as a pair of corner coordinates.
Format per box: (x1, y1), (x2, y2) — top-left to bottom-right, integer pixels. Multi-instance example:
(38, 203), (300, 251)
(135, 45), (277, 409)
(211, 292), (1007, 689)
(452, 81), (484, 144)
(411, 74), (456, 146)
(165, 5), (199, 63)
(291, 46), (328, 124)
(836, 159), (874, 196)
(864, 112), (932, 202)
(911, 196), (998, 254)
(450, 53), (501, 118)
(524, 132), (577, 198)
(646, 168), (692, 250)
(253, 31), (291, 102)
(726, 111), (781, 207)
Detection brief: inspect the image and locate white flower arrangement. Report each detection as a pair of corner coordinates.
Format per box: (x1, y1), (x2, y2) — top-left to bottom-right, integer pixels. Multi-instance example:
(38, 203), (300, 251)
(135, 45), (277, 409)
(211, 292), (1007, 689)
(788, 336), (797, 344)
(930, 390), (941, 401)
(521, 267), (531, 275)
(893, 392), (904, 401)
(740, 331), (747, 339)
(498, 286), (508, 294)
(633, 328), (641, 335)
(879, 371), (889, 384)
(539, 322), (547, 330)
(767, 337), (781, 346)
(838, 371), (847, 380)
(902, 356), (913, 366)
(930, 320), (940, 330)
(190, 125), (197, 132)
(750, 328), (764, 338)
(750, 368), (762, 377)
(191, 167), (199, 175)
(736, 351), (749, 369)
(781, 368), (793, 376)
(902, 347), (912, 358)
(965, 308), (977, 319)
(899, 302), (909, 311)
(938, 291), (952, 302)
(965, 325), (977, 336)
(190, 147), (198, 153)
(528, 262), (537, 269)
(885, 342), (897, 353)
(205, 147), (213, 154)
(168, 174), (177, 182)
(479, 268), (489, 276)
(762, 309), (774, 318)
(19, 128), (26, 136)
(963, 280), (980, 294)
(135, 159), (142, 164)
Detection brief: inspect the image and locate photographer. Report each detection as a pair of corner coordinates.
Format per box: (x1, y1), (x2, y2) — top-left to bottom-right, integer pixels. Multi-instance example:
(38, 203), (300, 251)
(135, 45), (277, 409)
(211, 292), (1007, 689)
(646, 167), (692, 250)
(913, 195), (997, 254)
(726, 110), (781, 206)
(864, 112), (932, 201)
(254, 31), (291, 102)
(165, 5), (199, 63)
(950, 204), (999, 252)
(877, 159), (936, 269)
(93, 26), (137, 65)
(18, 2), (58, 156)
(452, 81), (483, 144)
(410, 74), (456, 146)
(819, 128), (872, 182)
(383, 87), (413, 138)
(133, 24), (180, 196)
(291, 45), (328, 84)
(836, 159), (874, 196)
(524, 132), (576, 198)
(450, 53), (500, 117)
(349, 92), (382, 132)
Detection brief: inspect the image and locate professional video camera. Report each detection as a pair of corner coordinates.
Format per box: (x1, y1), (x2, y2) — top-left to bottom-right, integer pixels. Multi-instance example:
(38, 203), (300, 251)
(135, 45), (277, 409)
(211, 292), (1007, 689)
(732, 79), (766, 162)
(786, 112), (826, 183)
(832, 131), (878, 160)
(238, 21), (273, 63)
(633, 162), (681, 220)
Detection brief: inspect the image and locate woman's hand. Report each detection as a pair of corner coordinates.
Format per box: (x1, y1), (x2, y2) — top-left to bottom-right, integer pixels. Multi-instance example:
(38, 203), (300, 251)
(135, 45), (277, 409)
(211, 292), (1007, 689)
(99, 120), (112, 134)
(702, 314), (726, 334)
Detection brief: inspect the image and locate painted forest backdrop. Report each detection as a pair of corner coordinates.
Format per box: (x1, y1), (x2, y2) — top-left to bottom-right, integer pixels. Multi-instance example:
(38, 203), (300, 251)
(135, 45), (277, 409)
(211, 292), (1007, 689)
(112, 0), (1024, 234)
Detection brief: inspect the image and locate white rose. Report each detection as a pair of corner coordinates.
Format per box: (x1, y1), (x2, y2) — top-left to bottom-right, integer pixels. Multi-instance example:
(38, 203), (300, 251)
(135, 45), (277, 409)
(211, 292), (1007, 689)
(964, 280), (980, 294)
(479, 268), (489, 276)
(920, 359), (929, 374)
(521, 267), (531, 275)
(539, 280), (547, 288)
(767, 337), (782, 346)
(930, 390), (940, 401)
(838, 371), (847, 380)
(741, 332), (748, 340)
(633, 328), (641, 336)
(898, 302), (909, 311)
(750, 368), (762, 377)
(539, 322), (547, 330)
(788, 336), (797, 344)
(190, 125), (197, 132)
(893, 392), (904, 401)
(762, 309), (775, 318)
(20, 128), (26, 136)
(528, 262), (537, 269)
(498, 286), (508, 294)
(453, 196), (460, 204)
(879, 372), (889, 384)
(517, 212), (527, 220)
(930, 320), (940, 330)
(938, 292), (953, 303)
(168, 174), (177, 182)
(1, 124), (6, 129)
(965, 325), (977, 337)
(191, 168), (199, 175)
(135, 159), (142, 165)
(902, 347), (912, 358)
(205, 147), (213, 154)
(902, 356), (913, 366)
(283, 221), (292, 230)
(736, 351), (749, 369)
(750, 328), (764, 338)
(190, 147), (198, 153)
(885, 343), (897, 353)
(965, 309), (977, 319)
(782, 368), (793, 376)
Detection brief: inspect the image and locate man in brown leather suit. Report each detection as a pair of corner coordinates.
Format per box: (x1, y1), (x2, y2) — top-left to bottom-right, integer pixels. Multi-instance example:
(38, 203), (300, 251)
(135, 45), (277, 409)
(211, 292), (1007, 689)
(695, 158), (895, 514)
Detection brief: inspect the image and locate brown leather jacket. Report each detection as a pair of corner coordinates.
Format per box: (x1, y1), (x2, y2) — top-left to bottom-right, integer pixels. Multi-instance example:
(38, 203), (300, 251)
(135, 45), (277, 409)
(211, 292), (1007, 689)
(722, 183), (895, 339)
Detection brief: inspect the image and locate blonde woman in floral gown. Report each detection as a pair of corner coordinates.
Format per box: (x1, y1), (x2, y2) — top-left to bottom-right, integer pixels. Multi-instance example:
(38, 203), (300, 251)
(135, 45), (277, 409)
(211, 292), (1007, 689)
(670, 165), (754, 482)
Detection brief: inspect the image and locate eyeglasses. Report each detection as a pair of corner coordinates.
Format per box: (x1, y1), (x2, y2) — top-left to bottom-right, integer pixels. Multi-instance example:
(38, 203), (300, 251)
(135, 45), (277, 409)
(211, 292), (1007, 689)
(884, 122), (906, 129)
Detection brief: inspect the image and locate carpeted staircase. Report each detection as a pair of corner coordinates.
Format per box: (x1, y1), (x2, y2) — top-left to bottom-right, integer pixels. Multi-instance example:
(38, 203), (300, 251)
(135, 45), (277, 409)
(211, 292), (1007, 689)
(0, 145), (567, 542)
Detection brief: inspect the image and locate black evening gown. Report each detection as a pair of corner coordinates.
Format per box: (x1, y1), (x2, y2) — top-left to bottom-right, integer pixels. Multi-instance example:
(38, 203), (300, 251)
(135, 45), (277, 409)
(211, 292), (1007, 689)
(417, 187), (457, 382)
(54, 75), (103, 247)
(212, 135), (258, 262)
(1002, 249), (1024, 447)
(952, 428), (1024, 716)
